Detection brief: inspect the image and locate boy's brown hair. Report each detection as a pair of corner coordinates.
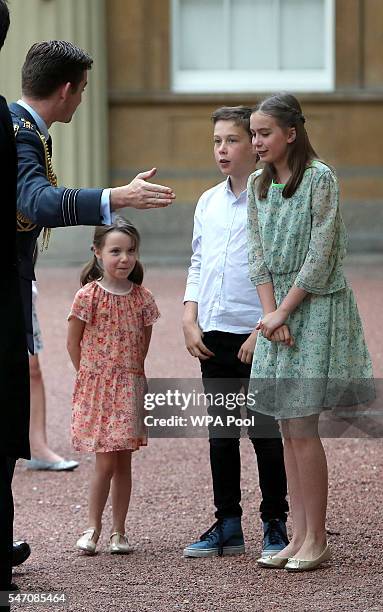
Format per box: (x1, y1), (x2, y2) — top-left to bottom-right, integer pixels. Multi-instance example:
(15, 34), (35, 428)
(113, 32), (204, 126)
(211, 106), (253, 139)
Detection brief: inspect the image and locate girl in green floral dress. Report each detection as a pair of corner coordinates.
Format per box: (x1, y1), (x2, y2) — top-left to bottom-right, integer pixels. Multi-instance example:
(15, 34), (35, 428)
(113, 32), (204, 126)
(245, 93), (373, 572)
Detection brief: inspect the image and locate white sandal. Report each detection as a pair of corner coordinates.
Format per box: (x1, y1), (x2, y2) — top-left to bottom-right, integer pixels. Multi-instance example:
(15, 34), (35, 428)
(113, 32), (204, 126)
(76, 528), (100, 554)
(109, 532), (133, 554)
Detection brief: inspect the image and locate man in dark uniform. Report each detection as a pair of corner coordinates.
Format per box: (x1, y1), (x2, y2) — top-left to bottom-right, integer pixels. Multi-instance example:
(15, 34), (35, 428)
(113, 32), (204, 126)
(0, 0), (30, 604)
(10, 40), (175, 353)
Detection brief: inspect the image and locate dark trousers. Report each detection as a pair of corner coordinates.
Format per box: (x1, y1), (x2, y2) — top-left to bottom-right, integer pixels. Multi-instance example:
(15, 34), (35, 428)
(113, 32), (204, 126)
(200, 331), (288, 522)
(0, 457), (15, 591)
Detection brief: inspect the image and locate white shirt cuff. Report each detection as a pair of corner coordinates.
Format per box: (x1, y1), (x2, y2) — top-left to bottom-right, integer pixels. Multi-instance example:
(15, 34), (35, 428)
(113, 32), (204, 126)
(100, 189), (114, 225)
(183, 285), (199, 303)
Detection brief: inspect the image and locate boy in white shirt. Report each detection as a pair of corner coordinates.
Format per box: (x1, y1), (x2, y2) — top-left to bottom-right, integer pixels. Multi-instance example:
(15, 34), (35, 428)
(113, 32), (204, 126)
(182, 106), (288, 558)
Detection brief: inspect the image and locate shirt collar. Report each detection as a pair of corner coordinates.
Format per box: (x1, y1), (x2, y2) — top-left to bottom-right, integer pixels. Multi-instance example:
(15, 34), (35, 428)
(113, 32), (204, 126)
(224, 176), (247, 200)
(17, 99), (50, 140)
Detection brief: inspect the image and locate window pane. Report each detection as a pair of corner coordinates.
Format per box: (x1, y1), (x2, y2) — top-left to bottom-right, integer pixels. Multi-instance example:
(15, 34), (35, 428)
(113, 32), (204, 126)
(280, 0), (325, 69)
(179, 0), (225, 70)
(231, 0), (277, 70)
(172, 0), (334, 92)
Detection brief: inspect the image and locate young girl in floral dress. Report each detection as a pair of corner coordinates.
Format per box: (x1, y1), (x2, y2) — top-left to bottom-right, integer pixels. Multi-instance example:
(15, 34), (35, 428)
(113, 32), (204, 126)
(67, 217), (159, 555)
(246, 93), (373, 572)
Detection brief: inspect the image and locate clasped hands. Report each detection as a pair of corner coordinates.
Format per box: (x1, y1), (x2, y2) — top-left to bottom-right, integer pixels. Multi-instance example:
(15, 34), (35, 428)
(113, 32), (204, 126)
(256, 308), (294, 347)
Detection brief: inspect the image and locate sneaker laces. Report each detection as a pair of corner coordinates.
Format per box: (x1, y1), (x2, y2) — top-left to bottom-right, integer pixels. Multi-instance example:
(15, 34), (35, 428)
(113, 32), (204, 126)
(200, 520), (224, 557)
(264, 520), (288, 546)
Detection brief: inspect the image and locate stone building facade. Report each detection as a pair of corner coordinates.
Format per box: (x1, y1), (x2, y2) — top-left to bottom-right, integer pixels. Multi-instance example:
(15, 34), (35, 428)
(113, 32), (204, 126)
(1, 0), (382, 263)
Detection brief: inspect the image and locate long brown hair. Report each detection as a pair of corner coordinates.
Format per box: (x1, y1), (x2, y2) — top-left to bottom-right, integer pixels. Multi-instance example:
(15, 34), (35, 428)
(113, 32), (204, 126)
(254, 93), (318, 199)
(80, 216), (144, 286)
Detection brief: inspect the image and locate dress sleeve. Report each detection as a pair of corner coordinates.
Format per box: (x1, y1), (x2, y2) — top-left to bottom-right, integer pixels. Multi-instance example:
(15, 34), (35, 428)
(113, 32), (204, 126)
(142, 290), (160, 327)
(294, 169), (345, 294)
(247, 173), (272, 286)
(68, 287), (93, 323)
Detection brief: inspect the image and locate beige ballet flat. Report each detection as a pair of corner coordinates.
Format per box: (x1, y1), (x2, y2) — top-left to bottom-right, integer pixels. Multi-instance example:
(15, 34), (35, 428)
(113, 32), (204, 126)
(284, 545), (331, 572)
(257, 555), (289, 569)
(76, 528), (99, 555)
(109, 532), (133, 554)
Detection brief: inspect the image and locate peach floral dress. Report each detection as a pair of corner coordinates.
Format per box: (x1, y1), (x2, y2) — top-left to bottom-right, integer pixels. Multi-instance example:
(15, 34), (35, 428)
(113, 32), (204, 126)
(68, 281), (160, 453)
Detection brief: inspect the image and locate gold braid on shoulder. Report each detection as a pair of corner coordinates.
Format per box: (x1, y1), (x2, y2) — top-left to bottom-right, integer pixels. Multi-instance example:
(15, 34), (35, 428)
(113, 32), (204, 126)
(15, 119), (58, 251)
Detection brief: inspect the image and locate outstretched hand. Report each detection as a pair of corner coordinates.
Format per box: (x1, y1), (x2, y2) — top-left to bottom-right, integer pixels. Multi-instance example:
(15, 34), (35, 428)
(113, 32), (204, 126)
(110, 168), (176, 210)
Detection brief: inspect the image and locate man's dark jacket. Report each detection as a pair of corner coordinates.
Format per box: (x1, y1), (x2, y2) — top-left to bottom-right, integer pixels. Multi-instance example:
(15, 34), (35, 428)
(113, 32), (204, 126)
(0, 96), (30, 459)
(9, 102), (104, 353)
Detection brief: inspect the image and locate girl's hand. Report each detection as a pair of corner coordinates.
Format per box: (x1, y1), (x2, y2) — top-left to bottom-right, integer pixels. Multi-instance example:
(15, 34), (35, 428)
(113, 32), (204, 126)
(270, 325), (294, 347)
(67, 317), (85, 371)
(238, 331), (258, 364)
(256, 308), (288, 340)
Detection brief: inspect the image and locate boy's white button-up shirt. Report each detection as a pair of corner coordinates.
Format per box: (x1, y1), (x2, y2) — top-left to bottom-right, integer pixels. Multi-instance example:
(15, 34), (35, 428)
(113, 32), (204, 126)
(184, 178), (262, 334)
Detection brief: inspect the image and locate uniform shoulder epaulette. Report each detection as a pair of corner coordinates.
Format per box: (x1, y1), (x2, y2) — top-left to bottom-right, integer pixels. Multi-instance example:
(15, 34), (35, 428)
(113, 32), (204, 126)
(13, 116), (40, 138)
(20, 117), (37, 131)
(13, 117), (40, 137)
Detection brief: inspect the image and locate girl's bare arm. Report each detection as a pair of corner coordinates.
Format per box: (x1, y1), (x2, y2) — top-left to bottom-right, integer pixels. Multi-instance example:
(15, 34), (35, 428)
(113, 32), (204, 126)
(67, 317), (86, 371)
(143, 325), (153, 359)
(256, 282), (299, 346)
(256, 282), (277, 314)
(258, 286), (308, 341)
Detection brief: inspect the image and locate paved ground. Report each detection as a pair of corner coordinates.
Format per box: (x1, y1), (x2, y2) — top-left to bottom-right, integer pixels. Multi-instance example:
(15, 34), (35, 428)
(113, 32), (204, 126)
(11, 262), (383, 612)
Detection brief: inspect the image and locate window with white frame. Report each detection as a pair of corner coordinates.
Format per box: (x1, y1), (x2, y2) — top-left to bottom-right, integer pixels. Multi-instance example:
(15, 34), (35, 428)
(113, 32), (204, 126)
(171, 0), (334, 92)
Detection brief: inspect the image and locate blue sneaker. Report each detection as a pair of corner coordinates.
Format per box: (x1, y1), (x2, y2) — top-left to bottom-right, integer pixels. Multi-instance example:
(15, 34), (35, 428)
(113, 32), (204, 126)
(183, 518), (245, 558)
(262, 518), (289, 558)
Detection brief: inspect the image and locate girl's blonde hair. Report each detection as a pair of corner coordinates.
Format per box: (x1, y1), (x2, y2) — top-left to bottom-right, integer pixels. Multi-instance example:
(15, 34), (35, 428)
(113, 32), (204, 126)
(80, 216), (143, 286)
(253, 92), (318, 199)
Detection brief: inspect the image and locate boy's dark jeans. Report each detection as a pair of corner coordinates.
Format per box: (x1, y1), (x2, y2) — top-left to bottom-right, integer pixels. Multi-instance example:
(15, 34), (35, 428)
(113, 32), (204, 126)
(200, 331), (288, 522)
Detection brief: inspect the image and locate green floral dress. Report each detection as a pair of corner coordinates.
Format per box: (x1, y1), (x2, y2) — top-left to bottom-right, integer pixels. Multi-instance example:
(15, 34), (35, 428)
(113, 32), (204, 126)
(247, 160), (374, 419)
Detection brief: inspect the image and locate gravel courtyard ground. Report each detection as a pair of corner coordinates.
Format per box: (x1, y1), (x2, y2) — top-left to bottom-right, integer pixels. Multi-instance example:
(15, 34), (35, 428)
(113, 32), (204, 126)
(11, 261), (383, 612)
